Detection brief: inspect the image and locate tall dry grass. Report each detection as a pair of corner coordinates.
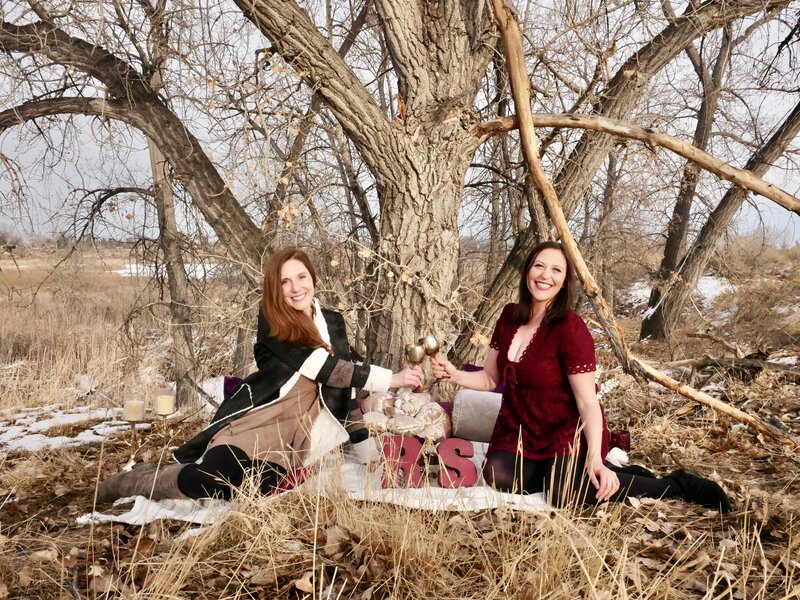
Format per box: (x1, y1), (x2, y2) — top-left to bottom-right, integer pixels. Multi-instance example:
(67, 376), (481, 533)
(74, 459), (797, 599)
(0, 248), (245, 411)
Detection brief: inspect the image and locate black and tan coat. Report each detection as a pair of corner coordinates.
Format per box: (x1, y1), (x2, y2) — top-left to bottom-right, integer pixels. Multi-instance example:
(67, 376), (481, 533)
(173, 301), (391, 465)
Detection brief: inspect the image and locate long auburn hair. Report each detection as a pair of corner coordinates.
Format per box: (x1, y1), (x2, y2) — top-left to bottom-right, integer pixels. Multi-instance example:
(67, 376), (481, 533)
(261, 248), (329, 350)
(512, 241), (575, 325)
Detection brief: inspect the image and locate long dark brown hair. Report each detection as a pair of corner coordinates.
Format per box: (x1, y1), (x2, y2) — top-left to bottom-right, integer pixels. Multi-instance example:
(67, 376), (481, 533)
(261, 248), (329, 350)
(512, 241), (575, 325)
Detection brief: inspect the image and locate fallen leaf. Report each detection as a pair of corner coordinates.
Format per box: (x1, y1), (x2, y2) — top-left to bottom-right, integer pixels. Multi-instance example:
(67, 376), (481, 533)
(133, 537), (156, 559)
(30, 548), (58, 563)
(324, 526), (350, 557)
(18, 566), (32, 587)
(294, 571), (314, 593)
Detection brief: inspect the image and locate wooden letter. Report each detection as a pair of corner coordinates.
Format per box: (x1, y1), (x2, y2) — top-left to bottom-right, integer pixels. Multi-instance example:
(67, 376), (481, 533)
(381, 435), (423, 488)
(437, 438), (477, 488)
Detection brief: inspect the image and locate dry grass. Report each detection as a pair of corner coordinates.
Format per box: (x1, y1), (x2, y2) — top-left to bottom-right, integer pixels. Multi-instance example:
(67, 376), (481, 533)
(1, 245), (799, 598)
(2, 438), (798, 598)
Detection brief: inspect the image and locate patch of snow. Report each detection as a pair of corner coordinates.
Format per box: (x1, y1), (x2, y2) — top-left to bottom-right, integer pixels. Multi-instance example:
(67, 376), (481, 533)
(772, 305), (800, 315)
(711, 309), (734, 327)
(0, 405), (150, 452)
(695, 276), (735, 306)
(199, 376), (225, 410)
(625, 281), (652, 306)
(114, 263), (222, 279)
(623, 276), (735, 318)
(769, 356), (798, 365)
(26, 408), (121, 433)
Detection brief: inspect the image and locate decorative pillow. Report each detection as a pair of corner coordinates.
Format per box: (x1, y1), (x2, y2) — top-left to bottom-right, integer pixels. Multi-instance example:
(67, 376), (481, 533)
(394, 389), (431, 417)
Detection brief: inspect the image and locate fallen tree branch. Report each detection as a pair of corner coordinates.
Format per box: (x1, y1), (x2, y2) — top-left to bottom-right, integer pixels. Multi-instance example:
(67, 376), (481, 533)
(635, 358), (800, 444)
(475, 113), (800, 216)
(489, 0), (799, 448)
(660, 355), (800, 375)
(686, 332), (744, 358)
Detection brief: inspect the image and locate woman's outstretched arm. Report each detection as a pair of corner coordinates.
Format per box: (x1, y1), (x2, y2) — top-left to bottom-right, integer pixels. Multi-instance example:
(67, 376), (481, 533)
(255, 312), (422, 391)
(430, 348), (500, 391)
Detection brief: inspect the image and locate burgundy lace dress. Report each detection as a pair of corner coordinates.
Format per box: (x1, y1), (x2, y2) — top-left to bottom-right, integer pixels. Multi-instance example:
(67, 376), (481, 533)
(488, 304), (609, 460)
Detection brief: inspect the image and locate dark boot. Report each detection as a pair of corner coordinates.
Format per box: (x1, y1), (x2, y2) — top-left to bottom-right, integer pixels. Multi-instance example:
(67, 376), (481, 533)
(667, 469), (731, 513)
(96, 463), (187, 503)
(608, 463), (657, 479)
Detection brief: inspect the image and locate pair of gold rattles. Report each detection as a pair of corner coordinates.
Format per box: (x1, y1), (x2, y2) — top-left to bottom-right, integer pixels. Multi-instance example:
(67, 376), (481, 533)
(404, 334), (440, 365)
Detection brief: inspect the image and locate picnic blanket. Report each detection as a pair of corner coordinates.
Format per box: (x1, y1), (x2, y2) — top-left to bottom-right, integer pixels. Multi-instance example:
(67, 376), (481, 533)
(77, 442), (566, 526)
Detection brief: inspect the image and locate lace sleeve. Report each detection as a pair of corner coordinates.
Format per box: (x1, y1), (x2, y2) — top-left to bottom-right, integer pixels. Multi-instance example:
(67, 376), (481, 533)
(559, 312), (597, 375)
(489, 304), (514, 351)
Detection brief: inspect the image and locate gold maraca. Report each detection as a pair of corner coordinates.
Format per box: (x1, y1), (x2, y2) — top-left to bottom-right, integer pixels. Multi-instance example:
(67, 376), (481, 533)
(419, 335), (440, 356)
(404, 342), (426, 392)
(405, 342), (426, 365)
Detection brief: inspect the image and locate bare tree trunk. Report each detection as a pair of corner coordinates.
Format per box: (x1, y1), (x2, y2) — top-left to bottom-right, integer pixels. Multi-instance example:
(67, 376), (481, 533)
(143, 12), (197, 404)
(594, 150), (619, 309)
(641, 25), (731, 340)
(149, 140), (196, 406)
(646, 100), (800, 337)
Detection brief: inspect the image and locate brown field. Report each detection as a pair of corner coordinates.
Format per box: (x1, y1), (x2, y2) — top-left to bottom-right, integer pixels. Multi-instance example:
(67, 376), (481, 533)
(0, 245), (798, 599)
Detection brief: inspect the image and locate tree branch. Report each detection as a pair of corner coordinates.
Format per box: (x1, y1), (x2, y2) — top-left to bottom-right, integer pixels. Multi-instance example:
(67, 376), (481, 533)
(475, 112), (800, 214)
(0, 92), (264, 284)
(229, 0), (396, 169)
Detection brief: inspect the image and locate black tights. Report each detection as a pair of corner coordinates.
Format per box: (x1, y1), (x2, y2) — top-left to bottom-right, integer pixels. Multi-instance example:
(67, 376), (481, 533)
(483, 450), (681, 507)
(176, 445), (288, 500)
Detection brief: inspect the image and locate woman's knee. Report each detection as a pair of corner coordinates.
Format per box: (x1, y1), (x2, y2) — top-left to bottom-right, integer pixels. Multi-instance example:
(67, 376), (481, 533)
(483, 454), (519, 492)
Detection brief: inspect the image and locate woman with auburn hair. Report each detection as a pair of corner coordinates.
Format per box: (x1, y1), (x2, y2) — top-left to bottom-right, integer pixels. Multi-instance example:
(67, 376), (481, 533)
(97, 248), (423, 502)
(432, 242), (730, 512)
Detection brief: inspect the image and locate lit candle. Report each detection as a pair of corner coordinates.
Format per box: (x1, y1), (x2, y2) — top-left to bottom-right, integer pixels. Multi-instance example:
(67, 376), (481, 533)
(123, 399), (145, 422)
(155, 394), (175, 416)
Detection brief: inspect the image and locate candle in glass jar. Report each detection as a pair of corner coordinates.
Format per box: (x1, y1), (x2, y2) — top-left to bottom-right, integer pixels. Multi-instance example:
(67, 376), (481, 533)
(123, 399), (146, 422)
(155, 394), (175, 416)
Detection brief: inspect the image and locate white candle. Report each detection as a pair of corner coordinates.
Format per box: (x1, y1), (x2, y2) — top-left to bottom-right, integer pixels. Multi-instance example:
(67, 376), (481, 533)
(155, 394), (175, 416)
(123, 399), (145, 422)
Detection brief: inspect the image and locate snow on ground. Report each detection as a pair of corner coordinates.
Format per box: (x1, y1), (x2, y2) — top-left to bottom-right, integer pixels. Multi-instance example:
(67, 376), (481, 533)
(0, 406), (153, 452)
(770, 356), (798, 365)
(772, 305), (800, 315)
(623, 276), (736, 316)
(0, 377), (226, 453)
(114, 263), (222, 279)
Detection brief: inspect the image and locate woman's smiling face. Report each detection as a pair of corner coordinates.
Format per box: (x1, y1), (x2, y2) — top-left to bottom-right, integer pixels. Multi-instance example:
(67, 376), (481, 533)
(526, 247), (567, 307)
(281, 258), (315, 315)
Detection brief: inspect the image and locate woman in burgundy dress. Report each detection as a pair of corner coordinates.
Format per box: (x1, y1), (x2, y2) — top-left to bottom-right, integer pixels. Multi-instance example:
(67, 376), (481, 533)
(432, 242), (730, 511)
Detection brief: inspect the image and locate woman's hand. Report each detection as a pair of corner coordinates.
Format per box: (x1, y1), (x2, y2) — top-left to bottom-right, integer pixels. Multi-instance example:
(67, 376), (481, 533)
(587, 458), (620, 502)
(430, 354), (457, 382)
(390, 364), (424, 389)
